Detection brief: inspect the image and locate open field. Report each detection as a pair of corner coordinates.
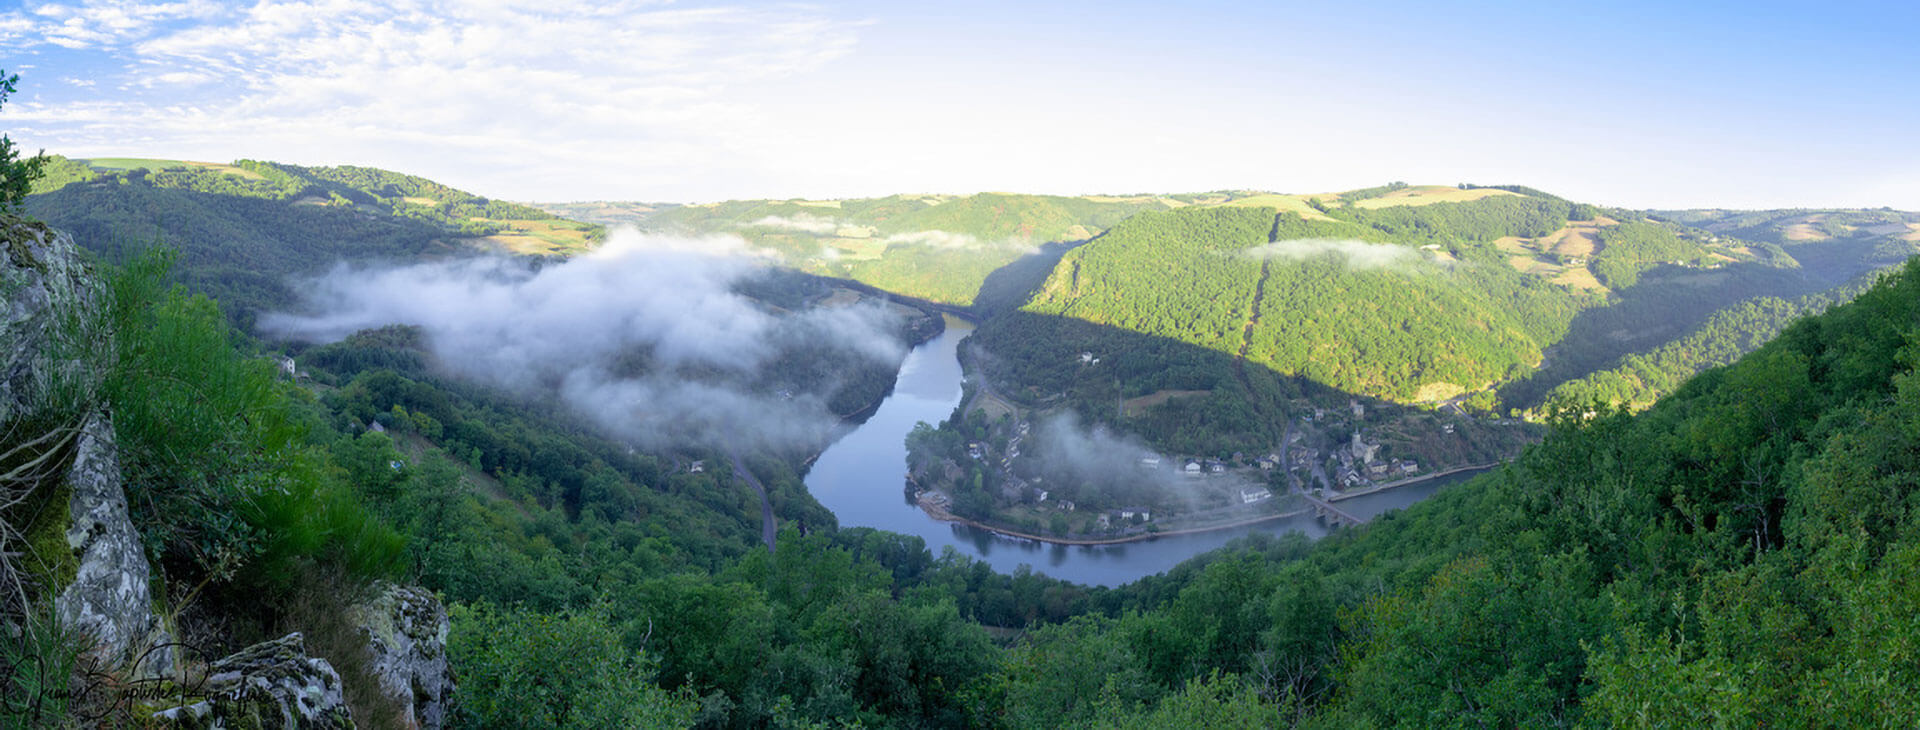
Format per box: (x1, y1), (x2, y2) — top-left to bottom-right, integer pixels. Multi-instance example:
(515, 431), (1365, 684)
(1783, 223), (1828, 241)
(1508, 255), (1561, 275)
(1550, 266), (1607, 291)
(81, 157), (266, 179)
(1219, 193), (1336, 220)
(1352, 185), (1519, 208)
(474, 218), (599, 255)
(1121, 389), (1210, 417)
(1539, 226), (1600, 257)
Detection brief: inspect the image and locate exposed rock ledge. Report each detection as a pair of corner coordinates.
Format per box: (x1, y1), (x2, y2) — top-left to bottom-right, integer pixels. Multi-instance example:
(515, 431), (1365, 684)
(55, 411), (177, 679)
(150, 632), (355, 729)
(354, 582), (454, 729)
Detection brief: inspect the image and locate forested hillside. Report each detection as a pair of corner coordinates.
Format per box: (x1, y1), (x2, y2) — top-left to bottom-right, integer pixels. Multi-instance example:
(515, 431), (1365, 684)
(23, 156), (603, 325)
(622, 192), (1198, 306)
(980, 189), (1914, 435)
(43, 226), (1916, 728)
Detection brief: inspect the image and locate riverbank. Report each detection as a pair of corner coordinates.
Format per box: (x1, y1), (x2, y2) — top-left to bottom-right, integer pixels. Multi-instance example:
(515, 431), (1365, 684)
(1325, 463), (1499, 502)
(913, 486), (1311, 546)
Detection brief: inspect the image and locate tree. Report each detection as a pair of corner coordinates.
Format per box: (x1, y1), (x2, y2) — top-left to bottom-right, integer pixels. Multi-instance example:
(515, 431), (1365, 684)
(1, 69), (48, 208)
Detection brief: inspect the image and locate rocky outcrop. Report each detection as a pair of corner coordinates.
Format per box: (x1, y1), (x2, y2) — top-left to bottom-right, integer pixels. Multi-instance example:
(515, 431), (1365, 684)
(4, 216), (175, 676)
(353, 582), (453, 729)
(0, 214), (94, 422)
(54, 410), (177, 678)
(150, 632), (356, 729)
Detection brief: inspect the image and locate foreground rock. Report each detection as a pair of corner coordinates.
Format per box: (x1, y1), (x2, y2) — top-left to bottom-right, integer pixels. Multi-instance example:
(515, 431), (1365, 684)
(54, 411), (177, 679)
(150, 632), (356, 729)
(354, 582), (454, 729)
(0, 215), (92, 421)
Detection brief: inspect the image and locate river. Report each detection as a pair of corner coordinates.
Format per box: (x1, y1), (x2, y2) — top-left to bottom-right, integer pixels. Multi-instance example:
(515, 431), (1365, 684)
(804, 315), (1489, 587)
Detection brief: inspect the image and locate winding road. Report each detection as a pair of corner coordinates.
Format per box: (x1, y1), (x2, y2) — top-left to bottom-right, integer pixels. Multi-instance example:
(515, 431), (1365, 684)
(729, 450), (776, 552)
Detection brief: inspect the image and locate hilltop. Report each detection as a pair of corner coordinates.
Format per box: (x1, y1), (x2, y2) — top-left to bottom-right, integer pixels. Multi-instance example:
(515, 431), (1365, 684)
(24, 156), (604, 325)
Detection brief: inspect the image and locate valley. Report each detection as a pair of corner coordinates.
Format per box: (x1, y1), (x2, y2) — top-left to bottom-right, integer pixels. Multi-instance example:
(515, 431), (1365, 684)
(11, 153), (1920, 727)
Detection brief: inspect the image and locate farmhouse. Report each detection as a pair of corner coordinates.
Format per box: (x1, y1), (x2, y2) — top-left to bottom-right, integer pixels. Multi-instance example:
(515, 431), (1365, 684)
(1184, 461), (1203, 477)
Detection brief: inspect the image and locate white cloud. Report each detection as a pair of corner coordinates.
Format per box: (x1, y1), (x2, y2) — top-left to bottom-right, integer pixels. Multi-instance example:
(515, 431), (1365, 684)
(882, 229), (1036, 253)
(5, 0), (862, 198)
(744, 213), (840, 234)
(259, 227), (908, 451)
(1241, 238), (1423, 270)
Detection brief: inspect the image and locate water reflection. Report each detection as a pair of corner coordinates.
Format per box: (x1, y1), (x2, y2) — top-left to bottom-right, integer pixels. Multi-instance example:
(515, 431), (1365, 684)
(804, 314), (1487, 587)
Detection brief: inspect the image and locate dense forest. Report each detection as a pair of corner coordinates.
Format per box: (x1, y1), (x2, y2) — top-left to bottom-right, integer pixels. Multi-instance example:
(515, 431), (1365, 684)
(22, 156), (603, 326)
(979, 190), (1915, 444)
(628, 192), (1188, 307)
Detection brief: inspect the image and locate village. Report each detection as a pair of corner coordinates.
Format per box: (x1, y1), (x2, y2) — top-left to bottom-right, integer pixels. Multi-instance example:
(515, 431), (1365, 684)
(908, 378), (1499, 544)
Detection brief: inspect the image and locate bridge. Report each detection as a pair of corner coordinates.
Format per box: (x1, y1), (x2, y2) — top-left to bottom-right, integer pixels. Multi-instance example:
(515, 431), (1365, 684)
(1299, 492), (1368, 528)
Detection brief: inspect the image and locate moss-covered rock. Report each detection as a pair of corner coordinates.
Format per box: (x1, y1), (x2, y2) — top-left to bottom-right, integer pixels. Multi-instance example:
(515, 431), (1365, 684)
(352, 582), (453, 729)
(149, 632), (356, 729)
(53, 411), (176, 679)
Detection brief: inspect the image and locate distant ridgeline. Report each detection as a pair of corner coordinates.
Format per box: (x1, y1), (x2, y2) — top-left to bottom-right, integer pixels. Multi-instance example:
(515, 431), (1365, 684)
(965, 186), (1918, 449)
(24, 155), (603, 326)
(595, 192), (1243, 308)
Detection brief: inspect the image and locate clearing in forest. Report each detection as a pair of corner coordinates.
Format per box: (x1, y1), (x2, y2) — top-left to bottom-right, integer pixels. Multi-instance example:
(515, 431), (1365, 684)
(1351, 186), (1520, 208)
(1121, 389), (1211, 417)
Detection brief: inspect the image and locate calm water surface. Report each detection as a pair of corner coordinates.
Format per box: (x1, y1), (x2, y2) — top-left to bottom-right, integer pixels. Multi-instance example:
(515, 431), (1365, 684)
(804, 315), (1487, 587)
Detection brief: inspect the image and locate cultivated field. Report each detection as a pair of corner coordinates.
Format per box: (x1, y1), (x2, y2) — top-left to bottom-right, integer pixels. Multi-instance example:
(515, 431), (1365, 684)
(81, 157), (265, 179)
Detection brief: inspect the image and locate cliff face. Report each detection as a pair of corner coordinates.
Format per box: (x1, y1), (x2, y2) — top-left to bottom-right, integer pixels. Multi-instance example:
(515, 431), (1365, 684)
(3, 216), (453, 728)
(3, 215), (171, 677)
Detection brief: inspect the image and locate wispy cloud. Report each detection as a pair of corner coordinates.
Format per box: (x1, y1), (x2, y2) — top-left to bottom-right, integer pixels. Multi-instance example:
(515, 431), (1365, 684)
(1241, 238), (1425, 270)
(5, 0), (862, 199)
(260, 227), (907, 451)
(744, 214), (841, 234)
(882, 230), (1036, 253)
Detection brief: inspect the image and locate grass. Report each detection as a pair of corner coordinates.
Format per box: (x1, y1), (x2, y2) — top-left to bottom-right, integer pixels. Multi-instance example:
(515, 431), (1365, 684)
(1218, 193), (1337, 221)
(79, 158), (265, 179)
(1120, 389), (1211, 417)
(474, 218), (599, 256)
(1551, 267), (1607, 292)
(1351, 185), (1520, 208)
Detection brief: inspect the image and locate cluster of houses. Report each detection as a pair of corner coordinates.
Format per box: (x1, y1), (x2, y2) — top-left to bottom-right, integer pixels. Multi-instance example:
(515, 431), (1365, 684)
(1332, 430), (1418, 489)
(1094, 506), (1152, 529)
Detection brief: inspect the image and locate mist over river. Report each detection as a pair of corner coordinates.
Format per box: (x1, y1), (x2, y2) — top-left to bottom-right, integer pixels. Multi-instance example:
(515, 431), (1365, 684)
(804, 315), (1487, 587)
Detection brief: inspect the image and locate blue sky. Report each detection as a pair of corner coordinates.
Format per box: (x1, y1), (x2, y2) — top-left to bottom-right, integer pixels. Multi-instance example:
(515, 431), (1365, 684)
(3, 0), (1917, 207)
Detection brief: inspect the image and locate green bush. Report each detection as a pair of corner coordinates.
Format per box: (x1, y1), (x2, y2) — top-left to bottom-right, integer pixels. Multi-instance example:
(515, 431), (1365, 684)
(103, 250), (403, 593)
(448, 602), (697, 728)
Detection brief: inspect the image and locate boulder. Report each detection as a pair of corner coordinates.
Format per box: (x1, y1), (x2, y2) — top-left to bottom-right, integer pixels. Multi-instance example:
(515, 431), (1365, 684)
(150, 632), (356, 729)
(353, 582), (453, 729)
(54, 411), (176, 679)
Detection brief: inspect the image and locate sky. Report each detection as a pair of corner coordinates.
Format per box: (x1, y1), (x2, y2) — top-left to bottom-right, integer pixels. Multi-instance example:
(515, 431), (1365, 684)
(3, 0), (1918, 208)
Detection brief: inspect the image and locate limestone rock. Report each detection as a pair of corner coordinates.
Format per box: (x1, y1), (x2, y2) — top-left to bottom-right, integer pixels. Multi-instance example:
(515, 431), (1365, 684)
(54, 411), (176, 678)
(353, 582), (453, 729)
(0, 215), (94, 422)
(151, 632), (356, 729)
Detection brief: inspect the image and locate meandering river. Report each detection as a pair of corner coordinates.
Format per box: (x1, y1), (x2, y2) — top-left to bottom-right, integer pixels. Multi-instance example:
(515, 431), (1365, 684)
(804, 315), (1487, 587)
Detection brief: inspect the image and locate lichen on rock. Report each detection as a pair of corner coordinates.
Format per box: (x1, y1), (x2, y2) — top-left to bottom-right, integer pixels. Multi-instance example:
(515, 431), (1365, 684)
(53, 411), (177, 679)
(149, 632), (357, 729)
(353, 582), (453, 729)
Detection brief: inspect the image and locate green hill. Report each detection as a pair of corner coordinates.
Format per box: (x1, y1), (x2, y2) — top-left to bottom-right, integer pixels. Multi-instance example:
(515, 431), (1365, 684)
(23, 156), (604, 325)
(631, 192), (1187, 306)
(981, 190), (1913, 423)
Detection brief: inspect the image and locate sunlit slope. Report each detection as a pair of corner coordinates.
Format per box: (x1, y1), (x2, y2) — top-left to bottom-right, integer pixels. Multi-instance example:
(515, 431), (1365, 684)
(633, 192), (1183, 306)
(1021, 204), (1577, 402)
(1001, 185), (1918, 413)
(23, 155), (604, 323)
